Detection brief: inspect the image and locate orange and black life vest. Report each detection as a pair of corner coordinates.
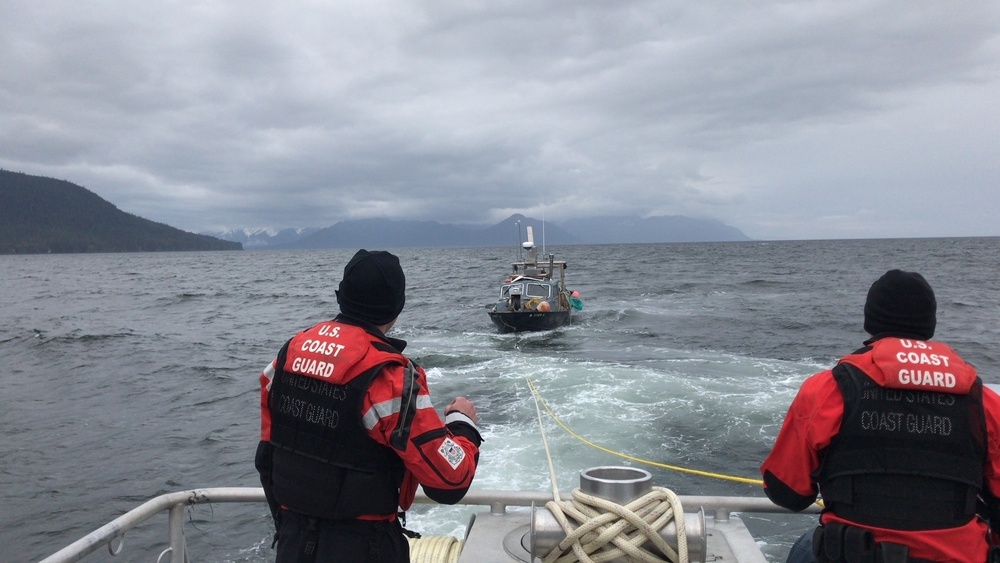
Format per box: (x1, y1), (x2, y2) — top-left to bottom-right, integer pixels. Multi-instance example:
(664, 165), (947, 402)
(818, 342), (987, 530)
(267, 321), (407, 520)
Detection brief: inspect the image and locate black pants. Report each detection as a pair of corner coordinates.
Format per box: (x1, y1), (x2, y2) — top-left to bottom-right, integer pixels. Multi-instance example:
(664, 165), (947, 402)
(275, 509), (410, 563)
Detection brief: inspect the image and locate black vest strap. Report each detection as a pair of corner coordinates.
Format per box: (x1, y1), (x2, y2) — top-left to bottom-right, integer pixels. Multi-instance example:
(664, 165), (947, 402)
(812, 523), (937, 563)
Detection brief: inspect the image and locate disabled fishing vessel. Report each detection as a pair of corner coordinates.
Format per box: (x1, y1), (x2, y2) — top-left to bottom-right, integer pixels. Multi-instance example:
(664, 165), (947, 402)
(488, 225), (582, 333)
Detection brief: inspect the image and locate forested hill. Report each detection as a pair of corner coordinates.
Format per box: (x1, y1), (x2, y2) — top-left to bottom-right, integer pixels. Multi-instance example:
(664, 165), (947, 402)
(0, 170), (241, 254)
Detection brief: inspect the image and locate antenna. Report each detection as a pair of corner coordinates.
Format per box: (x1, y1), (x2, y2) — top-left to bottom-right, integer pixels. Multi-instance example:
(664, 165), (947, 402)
(541, 210), (546, 256)
(515, 219), (522, 260)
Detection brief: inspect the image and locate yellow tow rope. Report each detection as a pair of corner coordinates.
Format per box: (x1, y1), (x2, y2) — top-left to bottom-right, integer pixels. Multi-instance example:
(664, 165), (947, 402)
(525, 378), (764, 486)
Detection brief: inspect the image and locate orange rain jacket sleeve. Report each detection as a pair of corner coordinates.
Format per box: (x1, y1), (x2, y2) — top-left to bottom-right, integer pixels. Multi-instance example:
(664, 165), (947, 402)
(358, 360), (481, 511)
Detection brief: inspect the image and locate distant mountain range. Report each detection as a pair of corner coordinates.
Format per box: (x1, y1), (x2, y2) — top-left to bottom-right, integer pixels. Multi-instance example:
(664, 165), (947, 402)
(206, 213), (751, 249)
(0, 170), (241, 254)
(205, 226), (322, 249)
(0, 169), (751, 255)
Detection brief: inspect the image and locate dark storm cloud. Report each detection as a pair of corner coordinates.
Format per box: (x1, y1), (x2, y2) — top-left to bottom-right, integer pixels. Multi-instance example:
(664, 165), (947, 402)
(1, 1), (998, 239)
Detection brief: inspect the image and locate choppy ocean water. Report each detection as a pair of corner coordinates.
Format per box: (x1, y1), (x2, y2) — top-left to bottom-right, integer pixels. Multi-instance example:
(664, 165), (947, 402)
(2, 237), (999, 562)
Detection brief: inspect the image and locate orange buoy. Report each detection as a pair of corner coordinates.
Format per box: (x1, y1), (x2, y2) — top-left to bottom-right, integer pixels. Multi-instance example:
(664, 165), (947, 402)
(537, 301), (551, 312)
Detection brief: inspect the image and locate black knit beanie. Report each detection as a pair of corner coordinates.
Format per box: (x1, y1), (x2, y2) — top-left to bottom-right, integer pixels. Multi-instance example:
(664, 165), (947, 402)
(335, 249), (406, 326)
(863, 269), (936, 340)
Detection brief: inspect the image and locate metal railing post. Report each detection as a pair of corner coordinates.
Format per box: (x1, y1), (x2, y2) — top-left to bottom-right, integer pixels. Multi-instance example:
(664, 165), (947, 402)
(168, 503), (186, 563)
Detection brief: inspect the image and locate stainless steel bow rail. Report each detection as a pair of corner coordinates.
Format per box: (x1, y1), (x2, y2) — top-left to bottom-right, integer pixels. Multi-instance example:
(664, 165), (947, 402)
(39, 487), (818, 563)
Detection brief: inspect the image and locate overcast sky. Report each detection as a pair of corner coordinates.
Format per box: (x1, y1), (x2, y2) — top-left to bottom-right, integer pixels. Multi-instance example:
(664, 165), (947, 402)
(2, 1), (998, 241)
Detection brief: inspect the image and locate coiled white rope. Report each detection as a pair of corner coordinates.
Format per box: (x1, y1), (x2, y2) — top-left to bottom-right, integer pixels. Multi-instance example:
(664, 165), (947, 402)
(543, 486), (688, 563)
(528, 377), (689, 563)
(408, 534), (463, 563)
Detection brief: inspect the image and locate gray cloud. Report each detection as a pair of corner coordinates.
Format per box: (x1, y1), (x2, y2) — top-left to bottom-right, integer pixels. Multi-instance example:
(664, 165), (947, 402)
(2, 0), (998, 240)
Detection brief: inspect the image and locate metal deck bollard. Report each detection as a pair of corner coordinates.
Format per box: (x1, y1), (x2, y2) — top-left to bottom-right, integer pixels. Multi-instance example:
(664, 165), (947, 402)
(530, 466), (707, 563)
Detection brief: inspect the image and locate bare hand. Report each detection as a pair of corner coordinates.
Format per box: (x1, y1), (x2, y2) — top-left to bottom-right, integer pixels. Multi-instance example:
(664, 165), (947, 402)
(446, 396), (479, 424)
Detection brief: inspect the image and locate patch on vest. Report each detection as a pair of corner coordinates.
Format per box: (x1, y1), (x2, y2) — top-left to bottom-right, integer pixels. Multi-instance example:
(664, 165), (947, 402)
(438, 438), (465, 469)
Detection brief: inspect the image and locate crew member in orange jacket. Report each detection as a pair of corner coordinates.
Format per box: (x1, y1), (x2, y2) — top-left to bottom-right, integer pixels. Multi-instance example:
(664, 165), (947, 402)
(255, 249), (482, 563)
(761, 270), (1000, 562)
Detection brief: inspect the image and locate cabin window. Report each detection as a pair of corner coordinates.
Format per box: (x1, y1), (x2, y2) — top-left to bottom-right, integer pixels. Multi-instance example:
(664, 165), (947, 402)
(500, 284), (521, 298)
(525, 283), (550, 298)
(500, 283), (550, 299)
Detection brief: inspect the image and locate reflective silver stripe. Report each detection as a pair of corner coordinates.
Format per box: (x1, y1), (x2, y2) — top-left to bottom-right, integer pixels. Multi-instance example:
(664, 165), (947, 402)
(445, 411), (479, 434)
(363, 397), (402, 430)
(262, 361), (275, 391)
(362, 394), (434, 431)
